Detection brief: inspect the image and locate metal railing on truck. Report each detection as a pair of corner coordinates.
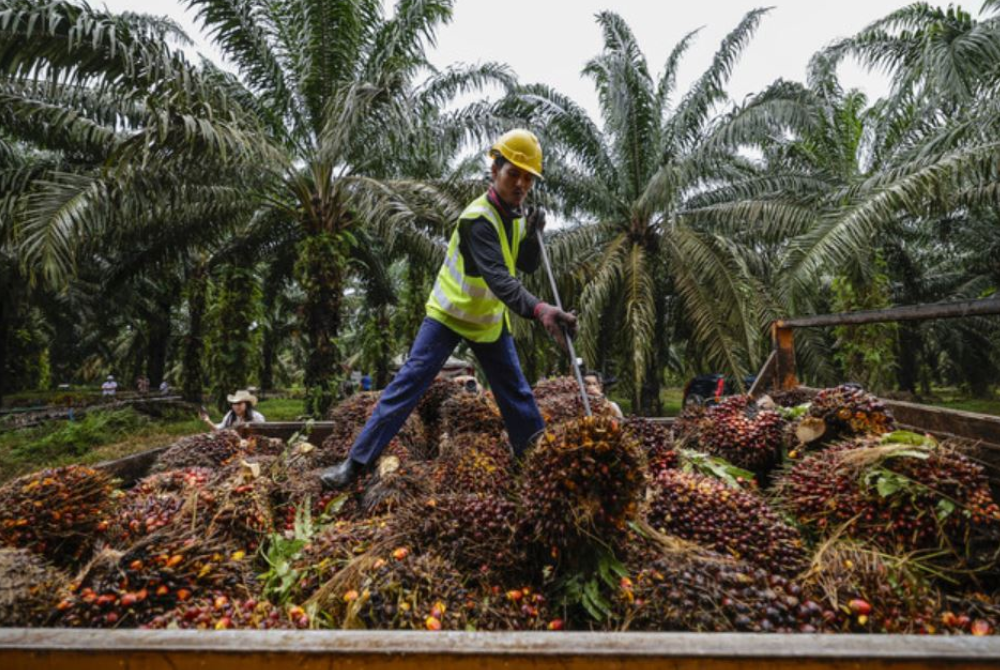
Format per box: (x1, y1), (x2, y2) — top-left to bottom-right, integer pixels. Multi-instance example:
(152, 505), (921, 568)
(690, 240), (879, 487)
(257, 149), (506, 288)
(763, 297), (1000, 450)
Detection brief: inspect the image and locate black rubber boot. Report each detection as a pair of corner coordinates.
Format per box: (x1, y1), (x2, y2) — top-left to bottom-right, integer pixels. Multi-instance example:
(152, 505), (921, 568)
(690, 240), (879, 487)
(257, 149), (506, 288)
(319, 458), (364, 490)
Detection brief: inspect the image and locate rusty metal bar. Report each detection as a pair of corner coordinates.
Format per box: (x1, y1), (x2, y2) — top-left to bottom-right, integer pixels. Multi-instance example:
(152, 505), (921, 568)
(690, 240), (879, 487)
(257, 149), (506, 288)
(2, 629), (999, 670)
(777, 298), (1000, 329)
(772, 323), (798, 391)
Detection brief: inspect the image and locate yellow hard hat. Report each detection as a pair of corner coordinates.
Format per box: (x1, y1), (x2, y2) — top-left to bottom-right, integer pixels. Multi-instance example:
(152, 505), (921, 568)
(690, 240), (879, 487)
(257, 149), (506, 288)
(490, 129), (543, 178)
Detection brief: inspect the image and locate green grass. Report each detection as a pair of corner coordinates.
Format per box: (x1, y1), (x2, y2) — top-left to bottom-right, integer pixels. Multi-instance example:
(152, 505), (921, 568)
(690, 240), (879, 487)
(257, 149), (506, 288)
(0, 396), (309, 484)
(256, 397), (307, 421)
(925, 389), (1000, 417)
(607, 387), (684, 417)
(0, 407), (203, 484)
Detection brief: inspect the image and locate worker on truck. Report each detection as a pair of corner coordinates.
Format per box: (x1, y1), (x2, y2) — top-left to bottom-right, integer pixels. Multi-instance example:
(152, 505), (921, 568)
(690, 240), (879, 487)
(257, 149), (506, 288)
(321, 129), (577, 489)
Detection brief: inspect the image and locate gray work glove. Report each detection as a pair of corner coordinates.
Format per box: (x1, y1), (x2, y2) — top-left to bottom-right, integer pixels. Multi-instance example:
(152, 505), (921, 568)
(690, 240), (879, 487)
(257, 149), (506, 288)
(534, 301), (578, 351)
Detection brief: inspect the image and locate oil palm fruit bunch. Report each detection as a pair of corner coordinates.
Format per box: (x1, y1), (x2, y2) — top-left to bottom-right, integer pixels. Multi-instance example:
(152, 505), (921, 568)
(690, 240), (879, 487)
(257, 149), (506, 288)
(242, 435), (288, 459)
(809, 385), (895, 436)
(197, 471), (276, 551)
(646, 470), (807, 575)
(0, 548), (68, 626)
(152, 430), (243, 472)
(417, 379), (463, 454)
(145, 593), (309, 629)
(56, 527), (253, 627)
(621, 550), (829, 633)
(769, 388), (814, 408)
(362, 459), (432, 517)
(469, 583), (553, 631)
(440, 391), (505, 438)
(624, 417), (678, 479)
(518, 416), (645, 557)
(533, 376), (613, 427)
(431, 433), (514, 497)
(0, 465), (114, 567)
(671, 404), (710, 441)
(131, 468), (213, 496)
(682, 396), (786, 473)
(107, 490), (185, 549)
(773, 434), (1000, 562)
(389, 494), (526, 580)
(107, 468), (214, 548)
(294, 517), (386, 600)
(340, 551), (471, 630)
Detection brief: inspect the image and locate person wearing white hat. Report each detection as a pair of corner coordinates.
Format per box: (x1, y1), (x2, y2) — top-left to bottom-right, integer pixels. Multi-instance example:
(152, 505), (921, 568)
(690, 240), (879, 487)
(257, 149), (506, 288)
(199, 389), (266, 430)
(101, 374), (118, 397)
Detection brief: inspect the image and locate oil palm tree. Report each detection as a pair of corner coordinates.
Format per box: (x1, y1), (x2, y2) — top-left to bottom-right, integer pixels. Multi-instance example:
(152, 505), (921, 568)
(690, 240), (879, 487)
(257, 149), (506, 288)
(0, 0), (515, 414)
(515, 8), (815, 411)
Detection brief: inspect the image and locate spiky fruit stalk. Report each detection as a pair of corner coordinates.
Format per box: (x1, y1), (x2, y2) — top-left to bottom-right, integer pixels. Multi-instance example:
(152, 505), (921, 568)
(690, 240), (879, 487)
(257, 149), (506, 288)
(0, 548), (67, 626)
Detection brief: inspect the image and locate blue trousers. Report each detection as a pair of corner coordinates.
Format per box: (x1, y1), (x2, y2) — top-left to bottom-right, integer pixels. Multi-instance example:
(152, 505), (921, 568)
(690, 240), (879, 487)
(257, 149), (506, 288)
(348, 317), (544, 464)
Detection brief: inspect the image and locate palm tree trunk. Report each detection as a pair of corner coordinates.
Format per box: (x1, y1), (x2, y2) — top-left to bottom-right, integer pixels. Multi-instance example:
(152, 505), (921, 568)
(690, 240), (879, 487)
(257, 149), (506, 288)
(210, 265), (259, 410)
(374, 305), (392, 389)
(182, 269), (207, 402)
(298, 232), (345, 416)
(146, 294), (172, 388)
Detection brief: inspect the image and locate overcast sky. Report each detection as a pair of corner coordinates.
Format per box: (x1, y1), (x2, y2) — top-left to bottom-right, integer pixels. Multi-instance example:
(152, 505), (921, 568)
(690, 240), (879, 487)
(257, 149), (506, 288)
(96, 0), (945, 118)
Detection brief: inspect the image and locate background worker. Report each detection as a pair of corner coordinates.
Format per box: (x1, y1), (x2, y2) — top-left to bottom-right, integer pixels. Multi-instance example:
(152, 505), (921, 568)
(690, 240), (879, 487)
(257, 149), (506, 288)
(199, 389), (266, 430)
(584, 371), (623, 418)
(321, 129), (577, 489)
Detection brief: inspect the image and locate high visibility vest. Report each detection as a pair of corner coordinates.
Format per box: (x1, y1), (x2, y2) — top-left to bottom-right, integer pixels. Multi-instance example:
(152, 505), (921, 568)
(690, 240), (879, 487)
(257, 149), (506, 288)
(426, 193), (524, 342)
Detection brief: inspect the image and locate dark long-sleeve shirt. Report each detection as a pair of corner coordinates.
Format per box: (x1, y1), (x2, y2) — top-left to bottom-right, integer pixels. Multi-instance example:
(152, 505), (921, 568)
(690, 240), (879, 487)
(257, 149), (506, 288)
(457, 188), (542, 319)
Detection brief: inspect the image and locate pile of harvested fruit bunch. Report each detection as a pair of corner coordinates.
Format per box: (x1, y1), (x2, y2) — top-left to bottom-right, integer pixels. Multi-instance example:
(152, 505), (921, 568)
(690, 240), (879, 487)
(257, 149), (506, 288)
(646, 469), (807, 574)
(0, 465), (114, 567)
(808, 385), (895, 436)
(675, 396), (786, 472)
(3, 380), (999, 636)
(773, 434), (1000, 563)
(55, 526), (254, 627)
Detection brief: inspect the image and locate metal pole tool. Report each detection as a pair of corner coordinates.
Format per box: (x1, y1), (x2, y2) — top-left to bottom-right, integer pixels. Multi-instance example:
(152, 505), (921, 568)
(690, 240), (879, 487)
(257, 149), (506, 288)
(535, 226), (592, 417)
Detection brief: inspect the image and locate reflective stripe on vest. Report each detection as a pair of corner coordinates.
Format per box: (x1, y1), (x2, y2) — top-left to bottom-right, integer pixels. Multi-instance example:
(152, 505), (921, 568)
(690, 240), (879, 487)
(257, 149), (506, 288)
(425, 193), (522, 342)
